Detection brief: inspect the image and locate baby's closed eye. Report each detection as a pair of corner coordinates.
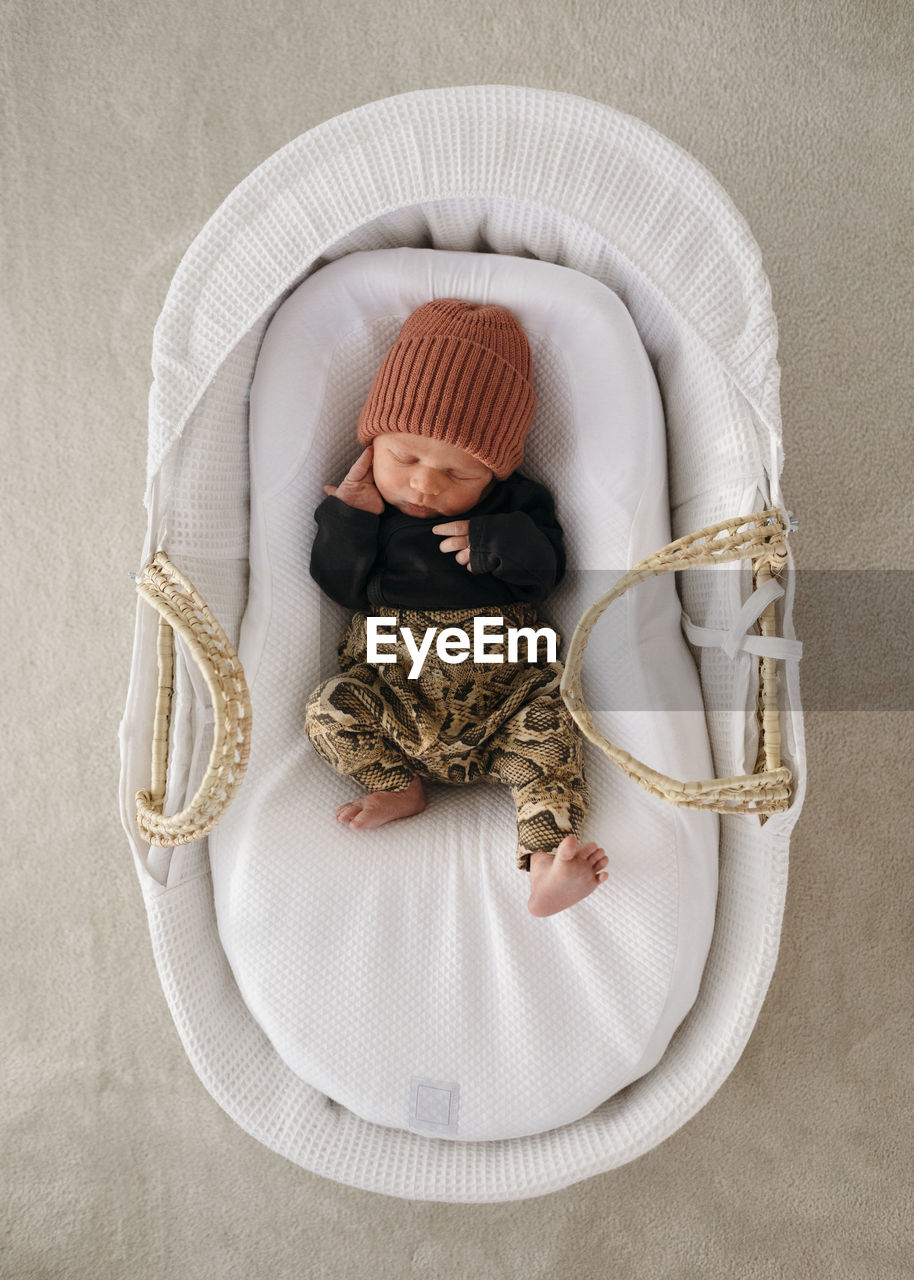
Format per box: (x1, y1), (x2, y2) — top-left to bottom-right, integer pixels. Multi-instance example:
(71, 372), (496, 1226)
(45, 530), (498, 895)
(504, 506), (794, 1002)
(392, 454), (477, 481)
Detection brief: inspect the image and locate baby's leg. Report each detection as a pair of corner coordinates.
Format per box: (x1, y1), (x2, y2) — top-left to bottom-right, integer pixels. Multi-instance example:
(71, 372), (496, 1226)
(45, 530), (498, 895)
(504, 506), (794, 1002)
(489, 692), (606, 915)
(305, 673), (427, 829)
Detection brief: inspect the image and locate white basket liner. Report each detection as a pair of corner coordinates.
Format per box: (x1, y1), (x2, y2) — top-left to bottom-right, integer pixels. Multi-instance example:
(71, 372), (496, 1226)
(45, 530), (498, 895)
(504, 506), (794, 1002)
(119, 85), (806, 1202)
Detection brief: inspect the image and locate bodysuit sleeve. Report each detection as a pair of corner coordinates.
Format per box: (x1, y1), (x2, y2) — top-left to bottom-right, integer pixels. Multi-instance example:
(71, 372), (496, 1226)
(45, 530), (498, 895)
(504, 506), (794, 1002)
(467, 481), (566, 602)
(309, 495), (380, 611)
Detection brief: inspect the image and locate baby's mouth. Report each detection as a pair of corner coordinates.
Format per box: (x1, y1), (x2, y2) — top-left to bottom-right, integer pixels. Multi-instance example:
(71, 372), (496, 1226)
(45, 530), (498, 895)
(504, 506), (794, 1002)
(400, 499), (438, 516)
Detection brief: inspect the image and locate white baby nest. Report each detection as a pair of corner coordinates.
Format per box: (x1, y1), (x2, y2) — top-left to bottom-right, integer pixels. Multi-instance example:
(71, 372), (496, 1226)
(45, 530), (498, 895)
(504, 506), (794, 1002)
(118, 85), (806, 1202)
(222, 244), (720, 1144)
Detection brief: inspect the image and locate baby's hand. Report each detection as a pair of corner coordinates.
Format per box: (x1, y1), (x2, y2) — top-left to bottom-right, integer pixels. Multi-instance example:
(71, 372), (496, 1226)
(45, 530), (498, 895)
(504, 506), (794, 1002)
(323, 445), (385, 515)
(432, 520), (473, 570)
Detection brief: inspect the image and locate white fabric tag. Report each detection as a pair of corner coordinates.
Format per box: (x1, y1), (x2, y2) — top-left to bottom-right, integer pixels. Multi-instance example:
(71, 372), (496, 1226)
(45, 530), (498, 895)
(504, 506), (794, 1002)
(410, 1079), (460, 1135)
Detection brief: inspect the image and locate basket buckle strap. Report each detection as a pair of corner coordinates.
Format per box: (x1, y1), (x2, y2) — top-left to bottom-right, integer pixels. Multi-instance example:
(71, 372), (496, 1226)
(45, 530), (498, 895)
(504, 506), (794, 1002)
(681, 578), (804, 661)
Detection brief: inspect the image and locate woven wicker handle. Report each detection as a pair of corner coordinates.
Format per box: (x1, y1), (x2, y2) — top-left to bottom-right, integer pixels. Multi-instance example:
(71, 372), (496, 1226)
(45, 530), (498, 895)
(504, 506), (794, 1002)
(560, 509), (794, 814)
(134, 551), (252, 846)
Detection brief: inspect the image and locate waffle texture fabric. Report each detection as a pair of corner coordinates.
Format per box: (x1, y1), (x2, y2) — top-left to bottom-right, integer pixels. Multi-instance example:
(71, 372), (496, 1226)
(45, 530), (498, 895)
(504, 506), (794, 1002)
(118, 86), (806, 1201)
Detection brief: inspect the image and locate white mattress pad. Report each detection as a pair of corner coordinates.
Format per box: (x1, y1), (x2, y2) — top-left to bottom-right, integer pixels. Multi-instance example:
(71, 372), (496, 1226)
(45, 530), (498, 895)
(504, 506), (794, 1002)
(209, 247), (719, 1141)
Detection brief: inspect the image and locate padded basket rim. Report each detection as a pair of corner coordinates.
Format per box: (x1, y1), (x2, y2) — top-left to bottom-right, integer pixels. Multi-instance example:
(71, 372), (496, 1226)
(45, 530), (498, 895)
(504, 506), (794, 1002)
(120, 85), (806, 1201)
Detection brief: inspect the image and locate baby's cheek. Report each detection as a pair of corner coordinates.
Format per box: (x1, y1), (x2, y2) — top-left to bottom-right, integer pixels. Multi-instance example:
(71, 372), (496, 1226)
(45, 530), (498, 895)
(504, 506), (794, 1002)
(371, 469), (398, 504)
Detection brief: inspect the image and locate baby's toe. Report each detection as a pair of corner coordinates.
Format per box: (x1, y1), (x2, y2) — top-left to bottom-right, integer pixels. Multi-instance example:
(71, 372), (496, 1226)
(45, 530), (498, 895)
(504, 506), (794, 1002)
(555, 835), (581, 861)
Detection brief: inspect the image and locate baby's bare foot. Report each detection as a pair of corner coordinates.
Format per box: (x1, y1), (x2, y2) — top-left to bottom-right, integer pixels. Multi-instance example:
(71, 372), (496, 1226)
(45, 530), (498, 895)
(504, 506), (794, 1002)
(335, 775), (426, 830)
(527, 836), (608, 917)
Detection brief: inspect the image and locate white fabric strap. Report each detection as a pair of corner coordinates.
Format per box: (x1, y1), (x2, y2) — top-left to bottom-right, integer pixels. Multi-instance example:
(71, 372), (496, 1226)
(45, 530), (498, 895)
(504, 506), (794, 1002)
(681, 579), (803, 661)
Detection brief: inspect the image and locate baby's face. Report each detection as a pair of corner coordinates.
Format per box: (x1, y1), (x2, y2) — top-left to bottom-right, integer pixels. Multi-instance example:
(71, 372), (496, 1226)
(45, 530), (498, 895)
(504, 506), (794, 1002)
(371, 433), (494, 517)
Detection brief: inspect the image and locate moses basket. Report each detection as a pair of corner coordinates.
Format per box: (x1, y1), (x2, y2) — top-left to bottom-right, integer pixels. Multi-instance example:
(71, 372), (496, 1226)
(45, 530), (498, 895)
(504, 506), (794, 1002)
(118, 85), (806, 1202)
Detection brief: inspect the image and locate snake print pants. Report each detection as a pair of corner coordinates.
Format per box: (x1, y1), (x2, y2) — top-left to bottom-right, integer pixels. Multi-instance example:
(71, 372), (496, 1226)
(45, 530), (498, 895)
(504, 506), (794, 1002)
(304, 604), (589, 870)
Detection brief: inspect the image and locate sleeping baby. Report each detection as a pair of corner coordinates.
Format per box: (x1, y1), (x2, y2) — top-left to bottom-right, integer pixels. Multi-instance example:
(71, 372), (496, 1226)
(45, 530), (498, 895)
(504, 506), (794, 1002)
(305, 298), (607, 916)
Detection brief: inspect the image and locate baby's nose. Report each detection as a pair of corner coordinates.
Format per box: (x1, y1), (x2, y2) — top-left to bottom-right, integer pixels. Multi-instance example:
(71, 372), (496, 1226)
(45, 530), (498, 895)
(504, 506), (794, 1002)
(410, 466), (442, 495)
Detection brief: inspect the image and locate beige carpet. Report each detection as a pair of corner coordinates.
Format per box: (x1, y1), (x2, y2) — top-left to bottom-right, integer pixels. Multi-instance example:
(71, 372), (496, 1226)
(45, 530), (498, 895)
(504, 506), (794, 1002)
(3, 1), (911, 1276)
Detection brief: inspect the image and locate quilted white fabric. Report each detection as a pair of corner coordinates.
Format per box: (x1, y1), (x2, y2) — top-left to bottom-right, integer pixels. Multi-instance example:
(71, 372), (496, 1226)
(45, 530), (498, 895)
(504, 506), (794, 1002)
(118, 85), (806, 1200)
(209, 247), (719, 1141)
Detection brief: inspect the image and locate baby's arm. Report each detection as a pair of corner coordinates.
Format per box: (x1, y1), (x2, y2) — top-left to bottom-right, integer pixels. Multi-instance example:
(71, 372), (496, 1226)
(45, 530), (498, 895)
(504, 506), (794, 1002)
(435, 479), (566, 601)
(469, 508), (564, 600)
(310, 448), (383, 610)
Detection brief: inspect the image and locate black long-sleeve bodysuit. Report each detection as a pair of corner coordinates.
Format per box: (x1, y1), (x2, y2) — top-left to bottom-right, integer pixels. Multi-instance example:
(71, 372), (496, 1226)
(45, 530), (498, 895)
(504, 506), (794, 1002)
(309, 471), (565, 611)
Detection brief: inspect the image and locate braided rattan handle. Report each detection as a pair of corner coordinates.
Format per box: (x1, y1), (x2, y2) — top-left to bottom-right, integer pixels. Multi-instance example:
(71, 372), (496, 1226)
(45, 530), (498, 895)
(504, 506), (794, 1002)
(560, 509), (794, 814)
(134, 551), (252, 846)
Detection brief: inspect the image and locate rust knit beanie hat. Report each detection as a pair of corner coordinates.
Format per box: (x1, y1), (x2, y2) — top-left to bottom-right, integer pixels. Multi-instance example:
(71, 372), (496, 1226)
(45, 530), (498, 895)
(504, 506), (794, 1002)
(356, 298), (536, 479)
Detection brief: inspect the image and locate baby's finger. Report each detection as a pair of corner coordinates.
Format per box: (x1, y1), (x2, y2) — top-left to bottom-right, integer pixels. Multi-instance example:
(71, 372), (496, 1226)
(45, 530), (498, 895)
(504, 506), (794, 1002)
(323, 484), (337, 496)
(437, 536), (470, 554)
(456, 548), (471, 567)
(431, 520), (469, 537)
(346, 446), (374, 480)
